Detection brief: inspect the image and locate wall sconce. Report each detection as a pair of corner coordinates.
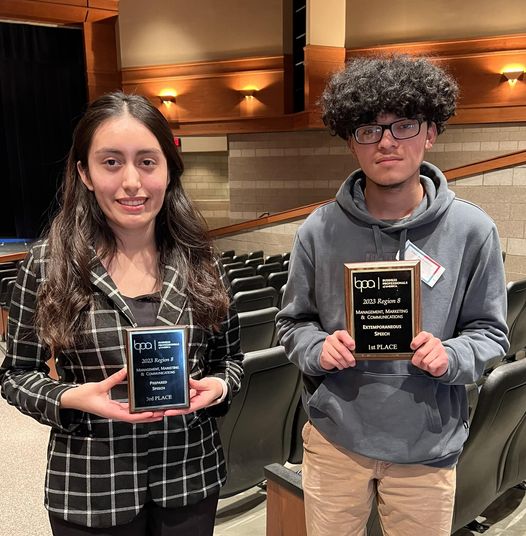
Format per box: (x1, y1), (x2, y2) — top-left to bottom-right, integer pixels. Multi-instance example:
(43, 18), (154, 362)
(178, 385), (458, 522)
(239, 88), (258, 99)
(502, 69), (524, 86)
(159, 94), (176, 104)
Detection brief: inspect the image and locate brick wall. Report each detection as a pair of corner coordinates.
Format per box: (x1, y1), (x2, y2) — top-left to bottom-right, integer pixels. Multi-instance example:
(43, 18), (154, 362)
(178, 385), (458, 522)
(214, 124), (526, 282)
(181, 152), (230, 228)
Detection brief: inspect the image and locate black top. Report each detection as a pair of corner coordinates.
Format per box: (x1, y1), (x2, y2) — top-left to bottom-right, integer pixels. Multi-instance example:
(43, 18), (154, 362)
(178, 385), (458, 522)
(121, 292), (161, 327)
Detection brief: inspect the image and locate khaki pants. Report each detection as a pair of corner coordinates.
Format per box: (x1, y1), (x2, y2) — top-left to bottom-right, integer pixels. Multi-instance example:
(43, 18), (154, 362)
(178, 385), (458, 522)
(302, 422), (456, 536)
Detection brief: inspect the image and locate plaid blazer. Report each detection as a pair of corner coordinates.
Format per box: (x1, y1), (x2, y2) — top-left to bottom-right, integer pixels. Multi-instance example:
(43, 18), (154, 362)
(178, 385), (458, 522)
(0, 240), (243, 528)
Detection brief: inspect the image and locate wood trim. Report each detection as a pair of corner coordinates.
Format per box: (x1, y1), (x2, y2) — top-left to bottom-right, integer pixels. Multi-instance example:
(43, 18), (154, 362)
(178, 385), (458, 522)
(165, 111), (316, 137)
(210, 150), (526, 238)
(83, 16), (121, 100)
(265, 464), (306, 536)
(88, 0), (118, 10)
(347, 33), (526, 58)
(121, 56), (284, 83)
(444, 149), (526, 180)
(0, 0), (118, 24)
(0, 0), (87, 23)
(209, 201), (330, 238)
(305, 44), (347, 63)
(304, 45), (346, 111)
(0, 252), (27, 263)
(452, 106), (526, 125)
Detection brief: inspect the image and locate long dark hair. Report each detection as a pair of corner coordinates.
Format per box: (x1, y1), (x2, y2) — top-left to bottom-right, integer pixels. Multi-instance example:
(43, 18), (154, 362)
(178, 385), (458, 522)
(36, 92), (229, 352)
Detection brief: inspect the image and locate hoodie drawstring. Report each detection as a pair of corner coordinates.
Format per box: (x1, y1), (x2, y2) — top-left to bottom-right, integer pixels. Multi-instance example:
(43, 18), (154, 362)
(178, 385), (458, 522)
(372, 225), (385, 260)
(372, 225), (407, 261)
(399, 228), (407, 260)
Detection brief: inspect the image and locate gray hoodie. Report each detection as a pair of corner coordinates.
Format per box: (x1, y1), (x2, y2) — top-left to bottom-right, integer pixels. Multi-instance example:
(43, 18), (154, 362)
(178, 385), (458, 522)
(276, 162), (509, 466)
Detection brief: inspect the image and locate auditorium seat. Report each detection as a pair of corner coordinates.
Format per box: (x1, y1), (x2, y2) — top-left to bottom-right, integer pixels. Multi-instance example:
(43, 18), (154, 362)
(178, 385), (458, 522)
(453, 357), (526, 531)
(0, 268), (19, 339)
(247, 250), (264, 260)
(222, 261), (244, 272)
(238, 306), (279, 352)
(233, 287), (278, 312)
(221, 250), (235, 259)
(282, 260), (290, 271)
(267, 271), (288, 292)
(256, 262), (282, 280)
(216, 346), (302, 498)
(505, 278), (526, 361)
(267, 358), (526, 534)
(233, 253), (249, 263)
(245, 258), (262, 268)
(227, 266), (255, 282)
(277, 284), (286, 309)
(282, 252), (291, 261)
(230, 275), (266, 295)
(266, 253), (284, 264)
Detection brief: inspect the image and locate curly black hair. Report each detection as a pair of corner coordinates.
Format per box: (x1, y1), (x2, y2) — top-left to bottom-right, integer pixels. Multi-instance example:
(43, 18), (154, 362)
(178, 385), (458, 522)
(320, 54), (458, 140)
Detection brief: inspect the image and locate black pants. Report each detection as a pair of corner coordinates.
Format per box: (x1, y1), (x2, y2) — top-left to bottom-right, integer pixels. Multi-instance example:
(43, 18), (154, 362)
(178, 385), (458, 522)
(49, 492), (219, 536)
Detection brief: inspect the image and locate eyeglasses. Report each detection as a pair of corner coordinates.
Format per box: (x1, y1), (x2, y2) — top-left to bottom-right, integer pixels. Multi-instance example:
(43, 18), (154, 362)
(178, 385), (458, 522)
(353, 119), (422, 144)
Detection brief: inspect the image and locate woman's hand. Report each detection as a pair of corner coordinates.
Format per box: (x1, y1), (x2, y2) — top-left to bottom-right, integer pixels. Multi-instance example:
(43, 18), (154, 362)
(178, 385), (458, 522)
(163, 377), (224, 417)
(60, 368), (165, 423)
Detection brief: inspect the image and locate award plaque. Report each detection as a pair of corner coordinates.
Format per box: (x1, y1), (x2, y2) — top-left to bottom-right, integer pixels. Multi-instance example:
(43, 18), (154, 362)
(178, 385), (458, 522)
(124, 326), (189, 412)
(344, 260), (421, 359)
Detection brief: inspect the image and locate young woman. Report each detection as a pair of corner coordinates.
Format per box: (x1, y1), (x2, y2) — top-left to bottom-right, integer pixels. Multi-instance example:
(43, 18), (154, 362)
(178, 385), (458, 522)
(0, 92), (243, 535)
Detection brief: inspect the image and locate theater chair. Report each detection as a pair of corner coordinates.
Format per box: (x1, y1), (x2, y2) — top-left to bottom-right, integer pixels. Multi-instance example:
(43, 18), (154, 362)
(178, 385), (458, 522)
(0, 277), (16, 341)
(505, 278), (526, 362)
(272, 358), (526, 534)
(230, 275), (266, 295)
(267, 271), (288, 292)
(227, 266), (255, 282)
(256, 262), (282, 280)
(233, 287), (278, 313)
(238, 306), (279, 352)
(266, 254), (284, 264)
(247, 250), (264, 260)
(453, 357), (526, 532)
(216, 346), (302, 498)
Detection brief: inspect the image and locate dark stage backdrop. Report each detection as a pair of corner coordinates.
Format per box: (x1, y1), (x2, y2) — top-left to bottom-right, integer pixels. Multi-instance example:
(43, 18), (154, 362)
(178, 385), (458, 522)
(0, 22), (87, 238)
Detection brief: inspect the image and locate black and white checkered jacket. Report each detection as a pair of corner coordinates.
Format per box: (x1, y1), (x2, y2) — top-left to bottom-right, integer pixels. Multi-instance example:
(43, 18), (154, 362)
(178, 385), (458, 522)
(0, 240), (243, 528)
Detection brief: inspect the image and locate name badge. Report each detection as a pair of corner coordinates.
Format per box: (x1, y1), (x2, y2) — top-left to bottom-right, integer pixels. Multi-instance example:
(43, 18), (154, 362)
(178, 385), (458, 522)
(397, 240), (445, 287)
(124, 326), (189, 413)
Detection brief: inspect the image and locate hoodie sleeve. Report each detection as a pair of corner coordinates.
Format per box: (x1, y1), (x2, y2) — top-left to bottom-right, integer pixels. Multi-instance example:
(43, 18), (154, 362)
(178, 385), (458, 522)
(276, 234), (331, 376)
(438, 224), (509, 385)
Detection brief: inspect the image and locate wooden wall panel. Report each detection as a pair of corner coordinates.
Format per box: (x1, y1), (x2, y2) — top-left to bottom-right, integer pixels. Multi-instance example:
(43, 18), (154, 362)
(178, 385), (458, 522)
(304, 45), (346, 111)
(347, 35), (526, 125)
(83, 16), (121, 100)
(122, 56), (285, 125)
(0, 0), (87, 23)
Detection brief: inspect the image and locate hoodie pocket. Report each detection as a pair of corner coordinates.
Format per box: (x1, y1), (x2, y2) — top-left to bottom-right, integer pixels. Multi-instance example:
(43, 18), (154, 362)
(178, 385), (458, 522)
(307, 369), (454, 462)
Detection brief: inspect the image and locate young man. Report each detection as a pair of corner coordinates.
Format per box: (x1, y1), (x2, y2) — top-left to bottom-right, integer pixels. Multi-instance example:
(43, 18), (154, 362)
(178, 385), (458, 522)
(276, 56), (509, 535)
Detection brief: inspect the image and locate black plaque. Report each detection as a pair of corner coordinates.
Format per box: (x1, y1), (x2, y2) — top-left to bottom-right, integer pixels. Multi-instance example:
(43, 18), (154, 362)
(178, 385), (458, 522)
(125, 326), (189, 412)
(344, 260), (421, 359)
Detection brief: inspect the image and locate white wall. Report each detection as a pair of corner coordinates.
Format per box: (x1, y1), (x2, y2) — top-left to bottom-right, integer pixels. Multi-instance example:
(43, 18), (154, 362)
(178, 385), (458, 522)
(119, 0), (283, 67)
(345, 0), (526, 47)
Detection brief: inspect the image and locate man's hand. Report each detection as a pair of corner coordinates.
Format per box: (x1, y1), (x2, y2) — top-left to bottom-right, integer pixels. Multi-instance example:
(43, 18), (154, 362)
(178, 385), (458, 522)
(320, 330), (356, 371)
(411, 331), (449, 377)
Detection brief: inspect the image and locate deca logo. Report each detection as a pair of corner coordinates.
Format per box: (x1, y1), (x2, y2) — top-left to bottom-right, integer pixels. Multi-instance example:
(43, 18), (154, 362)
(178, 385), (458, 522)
(134, 340), (153, 353)
(354, 279), (376, 292)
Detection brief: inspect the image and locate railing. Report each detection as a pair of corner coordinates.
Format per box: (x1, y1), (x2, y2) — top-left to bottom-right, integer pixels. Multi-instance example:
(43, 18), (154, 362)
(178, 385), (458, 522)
(210, 149), (526, 239)
(2, 149), (526, 262)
